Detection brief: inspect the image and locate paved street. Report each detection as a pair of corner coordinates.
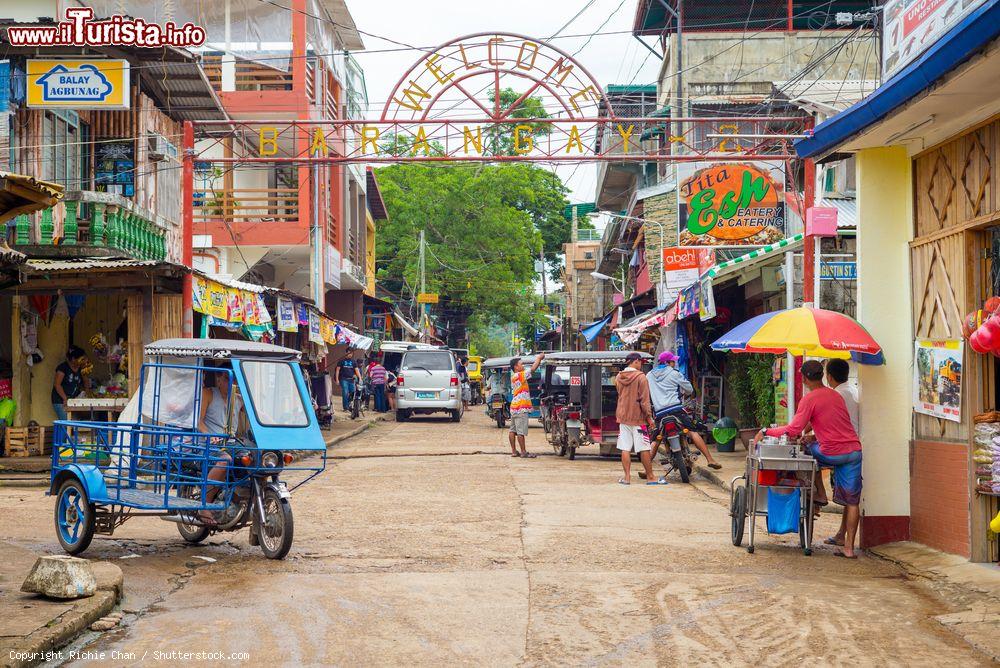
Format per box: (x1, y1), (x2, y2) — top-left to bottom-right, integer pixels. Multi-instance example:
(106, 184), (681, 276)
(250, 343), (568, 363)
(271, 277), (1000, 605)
(0, 412), (990, 666)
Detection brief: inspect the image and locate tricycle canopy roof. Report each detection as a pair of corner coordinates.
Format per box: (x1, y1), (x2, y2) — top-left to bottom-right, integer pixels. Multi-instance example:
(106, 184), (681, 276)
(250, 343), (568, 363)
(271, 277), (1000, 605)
(541, 351), (651, 365)
(482, 355), (537, 369)
(144, 338), (301, 361)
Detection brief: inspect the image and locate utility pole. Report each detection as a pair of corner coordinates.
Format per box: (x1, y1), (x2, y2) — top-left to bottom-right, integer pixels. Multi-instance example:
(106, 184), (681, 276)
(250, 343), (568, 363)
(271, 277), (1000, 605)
(419, 229), (427, 342)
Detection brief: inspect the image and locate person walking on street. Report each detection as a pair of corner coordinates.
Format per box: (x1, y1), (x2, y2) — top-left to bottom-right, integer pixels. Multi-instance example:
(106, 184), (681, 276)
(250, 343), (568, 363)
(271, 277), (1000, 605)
(508, 354), (544, 458)
(457, 356), (471, 410)
(369, 359), (389, 413)
(753, 360), (863, 558)
(646, 351), (723, 471)
(615, 352), (663, 485)
(336, 348), (362, 412)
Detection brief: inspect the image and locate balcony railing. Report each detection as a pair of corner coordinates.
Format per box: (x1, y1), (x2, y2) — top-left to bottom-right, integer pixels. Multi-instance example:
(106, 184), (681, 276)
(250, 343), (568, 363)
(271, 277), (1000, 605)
(192, 188), (300, 225)
(202, 55), (293, 92)
(12, 191), (167, 261)
(576, 229), (602, 242)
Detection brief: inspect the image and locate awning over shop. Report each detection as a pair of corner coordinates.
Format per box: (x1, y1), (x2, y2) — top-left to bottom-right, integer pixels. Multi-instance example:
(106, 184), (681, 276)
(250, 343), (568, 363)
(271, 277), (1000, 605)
(702, 234), (805, 285)
(0, 173), (64, 224)
(392, 309), (420, 338)
(795, 0), (1000, 159)
(581, 314), (612, 343)
(614, 307), (675, 345)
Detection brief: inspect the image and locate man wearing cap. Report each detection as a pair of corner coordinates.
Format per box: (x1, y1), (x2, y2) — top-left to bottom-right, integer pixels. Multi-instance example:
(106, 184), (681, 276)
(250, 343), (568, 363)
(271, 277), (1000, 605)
(647, 351), (723, 470)
(614, 352), (663, 485)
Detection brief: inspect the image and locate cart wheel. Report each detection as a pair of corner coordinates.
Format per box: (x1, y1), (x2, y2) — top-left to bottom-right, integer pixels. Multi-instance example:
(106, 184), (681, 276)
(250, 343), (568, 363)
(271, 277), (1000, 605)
(672, 451), (690, 483)
(731, 485), (747, 547)
(257, 487), (294, 560)
(54, 478), (96, 555)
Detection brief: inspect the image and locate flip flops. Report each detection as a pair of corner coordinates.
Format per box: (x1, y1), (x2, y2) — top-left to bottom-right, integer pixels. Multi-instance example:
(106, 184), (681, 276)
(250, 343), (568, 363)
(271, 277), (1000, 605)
(510, 452), (521, 457)
(833, 550), (858, 559)
(824, 537), (845, 546)
(618, 478), (630, 485)
(708, 462), (723, 470)
(646, 477), (669, 485)
(521, 453), (537, 458)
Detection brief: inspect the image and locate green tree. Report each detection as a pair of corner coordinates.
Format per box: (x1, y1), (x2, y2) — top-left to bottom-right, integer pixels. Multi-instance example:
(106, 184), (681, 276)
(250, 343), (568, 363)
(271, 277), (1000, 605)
(484, 87), (552, 157)
(375, 163), (551, 342)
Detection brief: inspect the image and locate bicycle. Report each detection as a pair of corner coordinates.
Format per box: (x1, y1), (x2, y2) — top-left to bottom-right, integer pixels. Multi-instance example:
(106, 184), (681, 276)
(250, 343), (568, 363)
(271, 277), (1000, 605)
(350, 385), (366, 420)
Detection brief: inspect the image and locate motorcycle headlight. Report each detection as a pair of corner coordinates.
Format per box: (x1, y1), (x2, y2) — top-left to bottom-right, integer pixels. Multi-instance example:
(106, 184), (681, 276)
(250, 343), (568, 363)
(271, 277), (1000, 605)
(261, 451), (281, 468)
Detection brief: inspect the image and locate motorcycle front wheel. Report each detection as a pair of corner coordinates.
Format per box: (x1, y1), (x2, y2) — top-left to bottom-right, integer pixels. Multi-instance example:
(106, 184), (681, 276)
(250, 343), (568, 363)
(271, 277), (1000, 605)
(257, 488), (294, 560)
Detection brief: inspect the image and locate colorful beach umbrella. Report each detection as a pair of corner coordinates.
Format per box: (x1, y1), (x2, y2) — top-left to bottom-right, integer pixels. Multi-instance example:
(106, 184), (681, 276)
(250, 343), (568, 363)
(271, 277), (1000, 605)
(711, 307), (884, 365)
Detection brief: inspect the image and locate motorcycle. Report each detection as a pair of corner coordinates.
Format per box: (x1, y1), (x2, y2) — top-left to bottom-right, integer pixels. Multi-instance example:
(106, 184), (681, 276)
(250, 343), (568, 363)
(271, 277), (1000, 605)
(654, 413), (700, 483)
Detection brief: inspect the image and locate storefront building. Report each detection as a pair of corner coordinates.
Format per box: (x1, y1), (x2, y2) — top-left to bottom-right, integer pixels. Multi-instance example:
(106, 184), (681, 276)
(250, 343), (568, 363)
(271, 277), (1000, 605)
(797, 0), (1000, 562)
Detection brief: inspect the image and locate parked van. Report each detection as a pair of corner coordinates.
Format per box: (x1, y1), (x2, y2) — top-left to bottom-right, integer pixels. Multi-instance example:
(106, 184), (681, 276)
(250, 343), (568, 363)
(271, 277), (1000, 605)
(395, 348), (463, 422)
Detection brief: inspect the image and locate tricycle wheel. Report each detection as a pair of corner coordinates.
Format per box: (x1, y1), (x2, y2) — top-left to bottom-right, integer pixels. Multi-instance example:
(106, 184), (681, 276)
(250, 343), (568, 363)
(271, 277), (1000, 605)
(568, 446), (576, 460)
(257, 488), (294, 560)
(672, 450), (691, 483)
(176, 486), (210, 544)
(731, 485), (747, 547)
(396, 409), (409, 422)
(54, 478), (96, 555)
(496, 415), (506, 429)
(558, 441), (568, 457)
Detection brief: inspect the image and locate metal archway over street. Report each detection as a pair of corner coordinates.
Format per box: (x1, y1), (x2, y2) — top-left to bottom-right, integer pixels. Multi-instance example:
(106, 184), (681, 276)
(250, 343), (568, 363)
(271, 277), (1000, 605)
(186, 32), (807, 165)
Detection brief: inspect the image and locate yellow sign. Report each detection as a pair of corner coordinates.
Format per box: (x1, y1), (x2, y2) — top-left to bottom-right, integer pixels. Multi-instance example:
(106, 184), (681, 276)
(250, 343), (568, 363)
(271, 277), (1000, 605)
(27, 59), (130, 110)
(417, 293), (439, 304)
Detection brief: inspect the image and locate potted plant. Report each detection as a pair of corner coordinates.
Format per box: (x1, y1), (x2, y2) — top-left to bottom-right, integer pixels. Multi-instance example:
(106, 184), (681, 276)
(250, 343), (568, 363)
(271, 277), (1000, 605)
(725, 354), (776, 449)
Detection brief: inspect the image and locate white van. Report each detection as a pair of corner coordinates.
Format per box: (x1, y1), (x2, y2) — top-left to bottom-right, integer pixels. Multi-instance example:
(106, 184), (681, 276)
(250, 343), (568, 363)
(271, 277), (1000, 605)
(395, 348), (463, 422)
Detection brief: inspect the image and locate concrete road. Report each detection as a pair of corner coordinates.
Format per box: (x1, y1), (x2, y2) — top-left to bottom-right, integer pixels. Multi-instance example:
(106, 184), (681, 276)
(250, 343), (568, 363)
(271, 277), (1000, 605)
(0, 412), (990, 666)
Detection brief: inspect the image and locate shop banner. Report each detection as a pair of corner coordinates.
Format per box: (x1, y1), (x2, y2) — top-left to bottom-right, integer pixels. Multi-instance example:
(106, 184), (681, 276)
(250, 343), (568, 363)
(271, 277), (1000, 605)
(27, 59), (131, 110)
(276, 296), (298, 333)
(192, 277), (229, 320)
(883, 0), (988, 79)
(913, 338), (963, 422)
(226, 288), (244, 324)
(308, 310), (323, 345)
(677, 161), (786, 247)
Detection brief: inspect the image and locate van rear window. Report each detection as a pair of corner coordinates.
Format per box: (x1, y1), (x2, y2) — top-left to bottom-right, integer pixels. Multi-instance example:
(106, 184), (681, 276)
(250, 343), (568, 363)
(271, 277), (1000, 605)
(402, 351), (453, 371)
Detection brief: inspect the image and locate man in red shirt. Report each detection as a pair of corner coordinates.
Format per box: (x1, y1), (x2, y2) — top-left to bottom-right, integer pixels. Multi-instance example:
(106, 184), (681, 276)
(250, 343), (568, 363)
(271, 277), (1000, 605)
(753, 360), (863, 558)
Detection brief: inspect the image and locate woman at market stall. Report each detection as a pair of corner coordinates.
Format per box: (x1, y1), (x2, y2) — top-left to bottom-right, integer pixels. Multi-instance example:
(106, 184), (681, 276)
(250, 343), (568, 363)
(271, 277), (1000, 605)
(752, 360), (863, 558)
(51, 346), (90, 421)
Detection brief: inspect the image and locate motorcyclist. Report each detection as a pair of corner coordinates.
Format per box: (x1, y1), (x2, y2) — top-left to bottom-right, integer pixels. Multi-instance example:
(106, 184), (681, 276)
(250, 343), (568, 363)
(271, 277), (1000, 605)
(646, 351), (722, 470)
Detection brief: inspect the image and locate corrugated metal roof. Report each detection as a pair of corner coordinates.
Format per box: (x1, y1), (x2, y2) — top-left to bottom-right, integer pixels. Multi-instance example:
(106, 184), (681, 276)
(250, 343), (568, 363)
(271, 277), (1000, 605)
(0, 245), (26, 266)
(773, 80), (880, 114)
(0, 173), (64, 224)
(818, 196), (857, 229)
(25, 258), (161, 272)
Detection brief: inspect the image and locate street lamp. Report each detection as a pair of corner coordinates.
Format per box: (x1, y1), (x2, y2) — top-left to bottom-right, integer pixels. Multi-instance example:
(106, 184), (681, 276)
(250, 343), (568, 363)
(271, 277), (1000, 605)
(591, 271), (625, 294)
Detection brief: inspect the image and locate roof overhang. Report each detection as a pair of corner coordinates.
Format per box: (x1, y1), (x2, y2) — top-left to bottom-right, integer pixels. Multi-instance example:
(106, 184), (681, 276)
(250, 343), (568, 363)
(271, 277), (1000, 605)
(320, 0), (365, 51)
(0, 173), (63, 224)
(366, 168), (388, 220)
(796, 0), (1000, 159)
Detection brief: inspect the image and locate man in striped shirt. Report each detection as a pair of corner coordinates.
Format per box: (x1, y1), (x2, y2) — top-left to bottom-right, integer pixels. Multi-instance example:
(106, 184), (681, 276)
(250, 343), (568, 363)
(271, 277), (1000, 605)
(508, 353), (544, 458)
(368, 358), (389, 413)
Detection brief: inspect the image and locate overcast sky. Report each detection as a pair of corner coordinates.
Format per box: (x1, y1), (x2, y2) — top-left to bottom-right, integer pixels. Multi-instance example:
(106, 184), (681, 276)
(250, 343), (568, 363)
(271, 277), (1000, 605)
(344, 0), (661, 207)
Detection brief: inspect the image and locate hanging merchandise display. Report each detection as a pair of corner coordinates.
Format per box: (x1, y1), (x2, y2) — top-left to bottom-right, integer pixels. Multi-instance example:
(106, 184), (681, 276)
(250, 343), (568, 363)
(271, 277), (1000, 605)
(192, 275), (275, 339)
(676, 283), (700, 320)
(972, 417), (1000, 496)
(308, 310), (323, 345)
(276, 296), (298, 333)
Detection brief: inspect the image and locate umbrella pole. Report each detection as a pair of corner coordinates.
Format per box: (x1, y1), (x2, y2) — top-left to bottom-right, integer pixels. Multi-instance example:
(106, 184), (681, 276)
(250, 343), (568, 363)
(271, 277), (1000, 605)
(784, 251), (796, 418)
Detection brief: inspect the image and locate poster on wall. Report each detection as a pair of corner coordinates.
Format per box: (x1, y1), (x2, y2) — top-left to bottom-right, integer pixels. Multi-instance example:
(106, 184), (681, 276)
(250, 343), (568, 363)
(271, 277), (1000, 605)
(913, 338), (963, 422)
(95, 141), (135, 197)
(677, 161), (786, 247)
(276, 296), (298, 333)
(882, 0), (988, 78)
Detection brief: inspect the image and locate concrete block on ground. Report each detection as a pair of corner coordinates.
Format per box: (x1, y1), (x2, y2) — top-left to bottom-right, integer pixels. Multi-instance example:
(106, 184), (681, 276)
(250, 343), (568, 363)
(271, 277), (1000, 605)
(20, 555), (97, 600)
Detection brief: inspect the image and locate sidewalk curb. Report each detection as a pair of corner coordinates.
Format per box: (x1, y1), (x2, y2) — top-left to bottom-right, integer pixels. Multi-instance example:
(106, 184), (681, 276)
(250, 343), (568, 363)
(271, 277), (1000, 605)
(693, 463), (843, 515)
(1, 562), (123, 668)
(0, 477), (49, 489)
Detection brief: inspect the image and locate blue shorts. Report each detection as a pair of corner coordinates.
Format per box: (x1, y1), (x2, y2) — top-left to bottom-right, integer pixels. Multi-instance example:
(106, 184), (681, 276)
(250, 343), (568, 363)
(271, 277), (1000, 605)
(806, 444), (862, 506)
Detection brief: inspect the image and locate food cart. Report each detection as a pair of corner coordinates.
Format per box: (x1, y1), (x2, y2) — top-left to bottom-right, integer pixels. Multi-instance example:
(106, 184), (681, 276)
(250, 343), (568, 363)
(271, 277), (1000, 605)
(730, 437), (817, 555)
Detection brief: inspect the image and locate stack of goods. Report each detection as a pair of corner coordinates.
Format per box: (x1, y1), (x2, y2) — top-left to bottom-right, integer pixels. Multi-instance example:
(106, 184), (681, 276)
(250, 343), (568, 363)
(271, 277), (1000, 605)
(973, 414), (1000, 495)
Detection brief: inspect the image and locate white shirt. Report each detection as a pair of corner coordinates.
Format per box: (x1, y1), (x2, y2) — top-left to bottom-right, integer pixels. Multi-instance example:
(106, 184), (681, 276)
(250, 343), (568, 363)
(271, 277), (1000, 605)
(834, 383), (859, 434)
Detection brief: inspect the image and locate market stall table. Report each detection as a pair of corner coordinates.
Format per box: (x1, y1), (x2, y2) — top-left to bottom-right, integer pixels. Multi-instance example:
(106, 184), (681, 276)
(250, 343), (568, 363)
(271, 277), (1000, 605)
(65, 397), (130, 421)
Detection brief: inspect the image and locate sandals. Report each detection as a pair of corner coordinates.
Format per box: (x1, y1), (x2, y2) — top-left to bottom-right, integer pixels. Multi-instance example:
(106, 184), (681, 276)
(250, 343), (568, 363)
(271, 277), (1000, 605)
(510, 452), (521, 457)
(833, 550), (858, 559)
(618, 478), (630, 485)
(708, 462), (723, 470)
(824, 537), (845, 546)
(646, 477), (669, 485)
(521, 453), (537, 459)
